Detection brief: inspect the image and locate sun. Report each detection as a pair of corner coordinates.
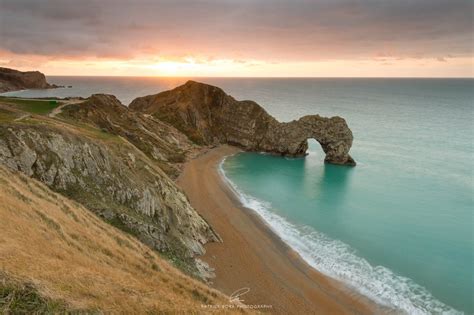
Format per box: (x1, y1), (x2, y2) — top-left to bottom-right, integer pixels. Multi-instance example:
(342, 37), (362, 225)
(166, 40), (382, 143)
(148, 60), (199, 76)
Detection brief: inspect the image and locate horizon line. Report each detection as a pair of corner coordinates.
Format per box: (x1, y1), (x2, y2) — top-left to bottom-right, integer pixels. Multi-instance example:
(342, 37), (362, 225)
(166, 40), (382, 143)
(45, 75), (474, 79)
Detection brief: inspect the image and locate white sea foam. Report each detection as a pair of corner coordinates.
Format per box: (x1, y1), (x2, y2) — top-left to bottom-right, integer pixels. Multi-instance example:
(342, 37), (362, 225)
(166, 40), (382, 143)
(218, 157), (462, 315)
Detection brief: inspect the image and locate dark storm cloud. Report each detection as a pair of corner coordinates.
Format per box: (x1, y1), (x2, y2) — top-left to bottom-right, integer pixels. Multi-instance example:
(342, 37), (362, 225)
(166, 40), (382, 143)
(0, 0), (472, 61)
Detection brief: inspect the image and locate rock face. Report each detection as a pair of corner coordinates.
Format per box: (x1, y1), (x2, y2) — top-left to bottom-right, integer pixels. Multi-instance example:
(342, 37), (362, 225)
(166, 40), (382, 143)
(0, 67), (57, 93)
(130, 80), (355, 165)
(59, 94), (198, 178)
(0, 122), (219, 261)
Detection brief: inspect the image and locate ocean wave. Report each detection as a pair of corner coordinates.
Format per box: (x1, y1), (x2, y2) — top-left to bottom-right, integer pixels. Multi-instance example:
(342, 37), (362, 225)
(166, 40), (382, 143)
(218, 158), (462, 315)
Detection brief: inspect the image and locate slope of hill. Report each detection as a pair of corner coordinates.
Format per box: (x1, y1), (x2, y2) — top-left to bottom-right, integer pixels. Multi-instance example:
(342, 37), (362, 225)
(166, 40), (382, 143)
(0, 166), (237, 313)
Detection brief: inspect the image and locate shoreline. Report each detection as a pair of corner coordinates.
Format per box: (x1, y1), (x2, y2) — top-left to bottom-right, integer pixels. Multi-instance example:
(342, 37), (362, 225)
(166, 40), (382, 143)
(177, 145), (385, 314)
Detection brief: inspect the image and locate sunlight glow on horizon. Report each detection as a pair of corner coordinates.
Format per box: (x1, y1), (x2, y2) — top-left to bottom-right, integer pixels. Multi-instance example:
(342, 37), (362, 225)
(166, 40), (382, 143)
(2, 0), (472, 78)
(5, 55), (472, 78)
(1, 48), (472, 78)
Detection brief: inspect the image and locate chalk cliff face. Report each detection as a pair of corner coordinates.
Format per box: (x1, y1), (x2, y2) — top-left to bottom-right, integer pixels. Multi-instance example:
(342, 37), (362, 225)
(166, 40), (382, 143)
(0, 112), (219, 265)
(0, 67), (57, 92)
(130, 81), (355, 165)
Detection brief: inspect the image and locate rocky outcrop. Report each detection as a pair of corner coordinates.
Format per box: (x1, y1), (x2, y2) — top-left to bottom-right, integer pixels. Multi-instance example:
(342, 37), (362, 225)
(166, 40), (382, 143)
(59, 94), (198, 178)
(0, 67), (58, 93)
(130, 81), (355, 165)
(0, 121), (219, 261)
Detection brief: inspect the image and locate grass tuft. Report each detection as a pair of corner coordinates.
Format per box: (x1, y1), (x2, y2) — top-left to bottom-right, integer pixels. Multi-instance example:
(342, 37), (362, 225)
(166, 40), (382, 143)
(0, 273), (68, 314)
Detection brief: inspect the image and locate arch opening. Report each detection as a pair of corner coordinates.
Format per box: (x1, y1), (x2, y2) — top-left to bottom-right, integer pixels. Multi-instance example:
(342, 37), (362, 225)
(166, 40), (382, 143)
(290, 136), (355, 166)
(306, 138), (325, 158)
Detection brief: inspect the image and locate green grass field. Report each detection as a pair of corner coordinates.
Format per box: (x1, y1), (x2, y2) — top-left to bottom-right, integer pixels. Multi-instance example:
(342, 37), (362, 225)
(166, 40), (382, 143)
(0, 97), (61, 115)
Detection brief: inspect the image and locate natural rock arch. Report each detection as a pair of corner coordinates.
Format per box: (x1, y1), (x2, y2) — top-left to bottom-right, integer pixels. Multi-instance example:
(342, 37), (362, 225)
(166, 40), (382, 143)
(257, 115), (356, 165)
(130, 80), (356, 166)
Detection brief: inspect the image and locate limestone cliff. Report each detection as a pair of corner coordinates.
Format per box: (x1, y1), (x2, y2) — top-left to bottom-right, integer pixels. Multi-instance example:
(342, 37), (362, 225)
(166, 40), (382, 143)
(0, 106), (219, 269)
(130, 80), (355, 165)
(0, 67), (58, 93)
(59, 94), (198, 178)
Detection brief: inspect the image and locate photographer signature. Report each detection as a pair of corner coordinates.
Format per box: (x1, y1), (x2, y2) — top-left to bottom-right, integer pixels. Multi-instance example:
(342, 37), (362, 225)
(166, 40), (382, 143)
(229, 287), (250, 303)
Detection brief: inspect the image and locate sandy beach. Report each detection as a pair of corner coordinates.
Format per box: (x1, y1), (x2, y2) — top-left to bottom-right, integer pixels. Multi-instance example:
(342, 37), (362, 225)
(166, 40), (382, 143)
(177, 145), (381, 314)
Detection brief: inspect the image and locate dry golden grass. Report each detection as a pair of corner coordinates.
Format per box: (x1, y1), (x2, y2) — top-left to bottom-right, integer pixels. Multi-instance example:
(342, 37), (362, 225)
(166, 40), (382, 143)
(0, 166), (247, 314)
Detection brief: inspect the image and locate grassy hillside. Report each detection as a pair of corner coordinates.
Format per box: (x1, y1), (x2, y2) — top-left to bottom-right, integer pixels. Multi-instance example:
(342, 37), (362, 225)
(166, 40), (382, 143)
(0, 166), (241, 313)
(0, 97), (61, 115)
(0, 101), (220, 277)
(1, 272), (87, 313)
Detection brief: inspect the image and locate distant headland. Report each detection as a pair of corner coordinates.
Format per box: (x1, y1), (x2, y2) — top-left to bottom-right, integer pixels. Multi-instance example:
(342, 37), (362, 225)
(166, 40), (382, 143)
(0, 67), (61, 93)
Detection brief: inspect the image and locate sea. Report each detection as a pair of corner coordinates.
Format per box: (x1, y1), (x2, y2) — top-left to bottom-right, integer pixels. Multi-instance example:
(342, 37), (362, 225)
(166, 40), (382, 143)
(3, 77), (473, 314)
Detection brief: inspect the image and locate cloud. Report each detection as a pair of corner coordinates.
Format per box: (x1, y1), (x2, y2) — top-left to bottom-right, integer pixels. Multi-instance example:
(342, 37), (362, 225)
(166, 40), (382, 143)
(0, 0), (472, 62)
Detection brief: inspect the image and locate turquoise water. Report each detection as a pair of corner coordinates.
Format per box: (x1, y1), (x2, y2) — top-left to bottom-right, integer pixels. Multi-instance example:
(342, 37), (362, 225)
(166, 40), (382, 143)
(219, 79), (473, 314)
(3, 77), (473, 313)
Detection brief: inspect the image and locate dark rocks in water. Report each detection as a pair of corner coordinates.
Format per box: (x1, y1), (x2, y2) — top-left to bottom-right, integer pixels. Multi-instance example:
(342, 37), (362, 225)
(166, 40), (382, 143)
(0, 67), (59, 93)
(130, 80), (356, 166)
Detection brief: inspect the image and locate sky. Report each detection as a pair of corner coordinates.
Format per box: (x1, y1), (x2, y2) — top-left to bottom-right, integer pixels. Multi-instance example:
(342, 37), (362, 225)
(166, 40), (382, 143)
(0, 0), (473, 77)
